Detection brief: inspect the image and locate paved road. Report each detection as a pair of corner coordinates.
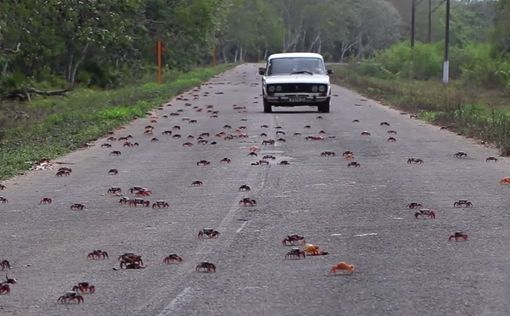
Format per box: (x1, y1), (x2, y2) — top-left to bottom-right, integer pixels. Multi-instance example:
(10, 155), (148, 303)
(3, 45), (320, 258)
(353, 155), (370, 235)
(1, 64), (509, 316)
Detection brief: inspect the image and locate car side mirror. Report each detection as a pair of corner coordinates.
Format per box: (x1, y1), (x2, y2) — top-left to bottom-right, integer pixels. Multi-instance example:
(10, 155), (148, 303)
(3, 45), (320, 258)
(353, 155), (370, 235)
(327, 69), (333, 75)
(258, 68), (266, 75)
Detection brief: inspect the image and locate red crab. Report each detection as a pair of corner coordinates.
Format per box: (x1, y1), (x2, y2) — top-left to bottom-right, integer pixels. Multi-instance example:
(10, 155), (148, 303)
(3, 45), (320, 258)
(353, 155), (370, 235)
(282, 235), (305, 246)
(414, 209), (436, 219)
(87, 250), (109, 260)
(198, 228), (220, 239)
(163, 254), (183, 264)
(285, 248), (306, 259)
(39, 197), (53, 204)
(449, 232), (468, 241)
(239, 198), (256, 207)
(195, 262), (216, 273)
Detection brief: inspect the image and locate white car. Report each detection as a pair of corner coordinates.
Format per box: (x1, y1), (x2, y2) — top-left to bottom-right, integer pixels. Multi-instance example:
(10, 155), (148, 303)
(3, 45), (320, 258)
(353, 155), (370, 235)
(259, 52), (332, 113)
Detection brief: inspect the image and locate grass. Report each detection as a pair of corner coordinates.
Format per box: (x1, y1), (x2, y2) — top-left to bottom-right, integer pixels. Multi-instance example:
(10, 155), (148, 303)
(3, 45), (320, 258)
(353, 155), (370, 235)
(330, 64), (510, 156)
(0, 64), (234, 180)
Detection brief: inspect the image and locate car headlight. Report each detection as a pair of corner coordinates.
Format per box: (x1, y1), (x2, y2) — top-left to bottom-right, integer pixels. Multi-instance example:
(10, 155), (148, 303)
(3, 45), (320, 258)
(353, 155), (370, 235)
(319, 85), (326, 93)
(311, 85), (318, 92)
(276, 85), (282, 92)
(268, 85), (275, 93)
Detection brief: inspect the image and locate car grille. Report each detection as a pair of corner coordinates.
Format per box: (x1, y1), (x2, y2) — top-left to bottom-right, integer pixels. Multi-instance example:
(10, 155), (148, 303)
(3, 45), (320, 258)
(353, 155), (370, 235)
(276, 83), (315, 93)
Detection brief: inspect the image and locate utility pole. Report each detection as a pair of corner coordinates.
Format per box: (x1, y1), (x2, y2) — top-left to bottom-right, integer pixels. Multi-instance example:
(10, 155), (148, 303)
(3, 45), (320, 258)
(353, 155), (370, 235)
(428, 0), (432, 43)
(411, 0), (416, 48)
(442, 0), (450, 84)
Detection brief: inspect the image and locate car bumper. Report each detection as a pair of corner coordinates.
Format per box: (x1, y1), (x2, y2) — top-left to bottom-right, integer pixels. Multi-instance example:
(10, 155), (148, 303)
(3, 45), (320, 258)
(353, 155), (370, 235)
(265, 95), (329, 106)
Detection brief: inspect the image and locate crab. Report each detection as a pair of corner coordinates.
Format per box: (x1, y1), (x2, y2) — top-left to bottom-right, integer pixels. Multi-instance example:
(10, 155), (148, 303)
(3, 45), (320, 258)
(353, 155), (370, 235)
(195, 262), (216, 273)
(252, 160), (269, 166)
(35, 197), (53, 205)
(387, 137), (397, 142)
(414, 209), (436, 219)
(304, 125), (311, 129)
(276, 131), (286, 136)
(262, 155), (276, 160)
(72, 282), (95, 294)
(407, 202), (422, 209)
(223, 124), (232, 129)
(0, 184), (5, 190)
(196, 160), (211, 166)
(163, 254), (183, 264)
(278, 160), (290, 165)
(387, 130), (397, 134)
(172, 134), (182, 139)
(198, 228), (220, 239)
(342, 151), (354, 158)
(262, 139), (275, 145)
(360, 131), (371, 136)
(56, 169), (71, 177)
(110, 150), (122, 156)
(107, 187), (122, 195)
(101, 143), (112, 148)
(285, 248), (306, 259)
(108, 169), (118, 175)
(182, 142), (193, 147)
(57, 291), (84, 304)
(239, 185), (251, 192)
(119, 253), (144, 269)
(277, 138), (286, 143)
(200, 132), (210, 137)
(499, 177), (510, 185)
(454, 151), (468, 158)
(347, 161), (360, 168)
(380, 121), (390, 126)
(0, 197), (8, 203)
(220, 158), (231, 164)
(129, 198), (150, 207)
(150, 138), (159, 142)
(198, 139), (209, 145)
(352, 119), (360, 123)
(152, 200), (169, 209)
(453, 200), (472, 208)
(321, 151), (336, 157)
(303, 243), (329, 256)
(0, 282), (11, 295)
(305, 136), (324, 141)
(70, 203), (85, 210)
(247, 152), (258, 157)
(486, 156), (498, 162)
(4, 275), (16, 285)
(294, 132), (302, 136)
(407, 158), (424, 164)
(0, 260), (10, 270)
(260, 124), (269, 128)
(282, 235), (306, 246)
(87, 250), (109, 260)
(162, 130), (172, 135)
(133, 188), (152, 197)
(330, 262), (355, 274)
(449, 232), (468, 241)
(191, 180), (203, 187)
(239, 198), (256, 207)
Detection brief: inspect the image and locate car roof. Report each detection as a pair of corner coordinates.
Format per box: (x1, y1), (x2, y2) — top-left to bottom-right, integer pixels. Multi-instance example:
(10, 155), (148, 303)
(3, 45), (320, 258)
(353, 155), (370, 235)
(268, 53), (324, 60)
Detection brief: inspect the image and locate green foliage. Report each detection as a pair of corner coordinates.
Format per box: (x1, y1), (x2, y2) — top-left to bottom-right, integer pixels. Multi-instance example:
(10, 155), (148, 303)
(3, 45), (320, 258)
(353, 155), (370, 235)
(0, 64), (233, 180)
(331, 63), (510, 156)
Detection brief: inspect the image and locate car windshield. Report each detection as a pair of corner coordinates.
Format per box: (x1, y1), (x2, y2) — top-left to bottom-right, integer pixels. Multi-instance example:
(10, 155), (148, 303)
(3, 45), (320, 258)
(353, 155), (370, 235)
(268, 57), (326, 75)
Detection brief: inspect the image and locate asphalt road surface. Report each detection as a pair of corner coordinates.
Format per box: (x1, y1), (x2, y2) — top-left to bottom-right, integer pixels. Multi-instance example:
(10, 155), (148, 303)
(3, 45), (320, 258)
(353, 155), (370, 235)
(1, 64), (509, 316)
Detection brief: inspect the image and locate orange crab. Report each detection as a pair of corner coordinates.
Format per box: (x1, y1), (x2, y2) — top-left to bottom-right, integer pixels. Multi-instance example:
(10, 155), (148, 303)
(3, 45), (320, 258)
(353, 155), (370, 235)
(330, 262), (355, 274)
(303, 243), (328, 256)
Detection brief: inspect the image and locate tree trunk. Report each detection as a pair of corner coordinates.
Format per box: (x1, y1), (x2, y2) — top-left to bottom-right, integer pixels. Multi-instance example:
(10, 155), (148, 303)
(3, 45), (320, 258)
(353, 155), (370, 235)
(70, 43), (90, 87)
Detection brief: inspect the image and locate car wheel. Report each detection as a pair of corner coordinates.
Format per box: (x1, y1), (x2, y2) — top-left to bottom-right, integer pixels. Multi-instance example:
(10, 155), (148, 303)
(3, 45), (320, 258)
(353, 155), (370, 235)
(263, 99), (272, 113)
(318, 98), (330, 113)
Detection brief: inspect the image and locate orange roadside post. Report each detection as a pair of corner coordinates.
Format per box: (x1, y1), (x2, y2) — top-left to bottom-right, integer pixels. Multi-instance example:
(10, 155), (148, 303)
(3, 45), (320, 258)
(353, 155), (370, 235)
(156, 40), (164, 84)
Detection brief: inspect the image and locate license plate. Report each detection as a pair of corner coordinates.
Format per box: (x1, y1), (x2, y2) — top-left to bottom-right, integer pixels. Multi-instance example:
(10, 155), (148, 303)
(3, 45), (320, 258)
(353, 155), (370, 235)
(289, 96), (306, 102)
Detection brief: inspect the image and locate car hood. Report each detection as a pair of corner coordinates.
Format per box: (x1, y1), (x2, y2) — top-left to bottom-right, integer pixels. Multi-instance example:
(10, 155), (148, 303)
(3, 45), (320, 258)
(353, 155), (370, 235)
(264, 74), (329, 85)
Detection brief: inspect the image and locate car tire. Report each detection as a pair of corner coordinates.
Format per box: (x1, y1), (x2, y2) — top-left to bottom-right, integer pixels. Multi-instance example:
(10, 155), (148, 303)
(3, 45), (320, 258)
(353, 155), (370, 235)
(318, 98), (330, 113)
(263, 99), (272, 113)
